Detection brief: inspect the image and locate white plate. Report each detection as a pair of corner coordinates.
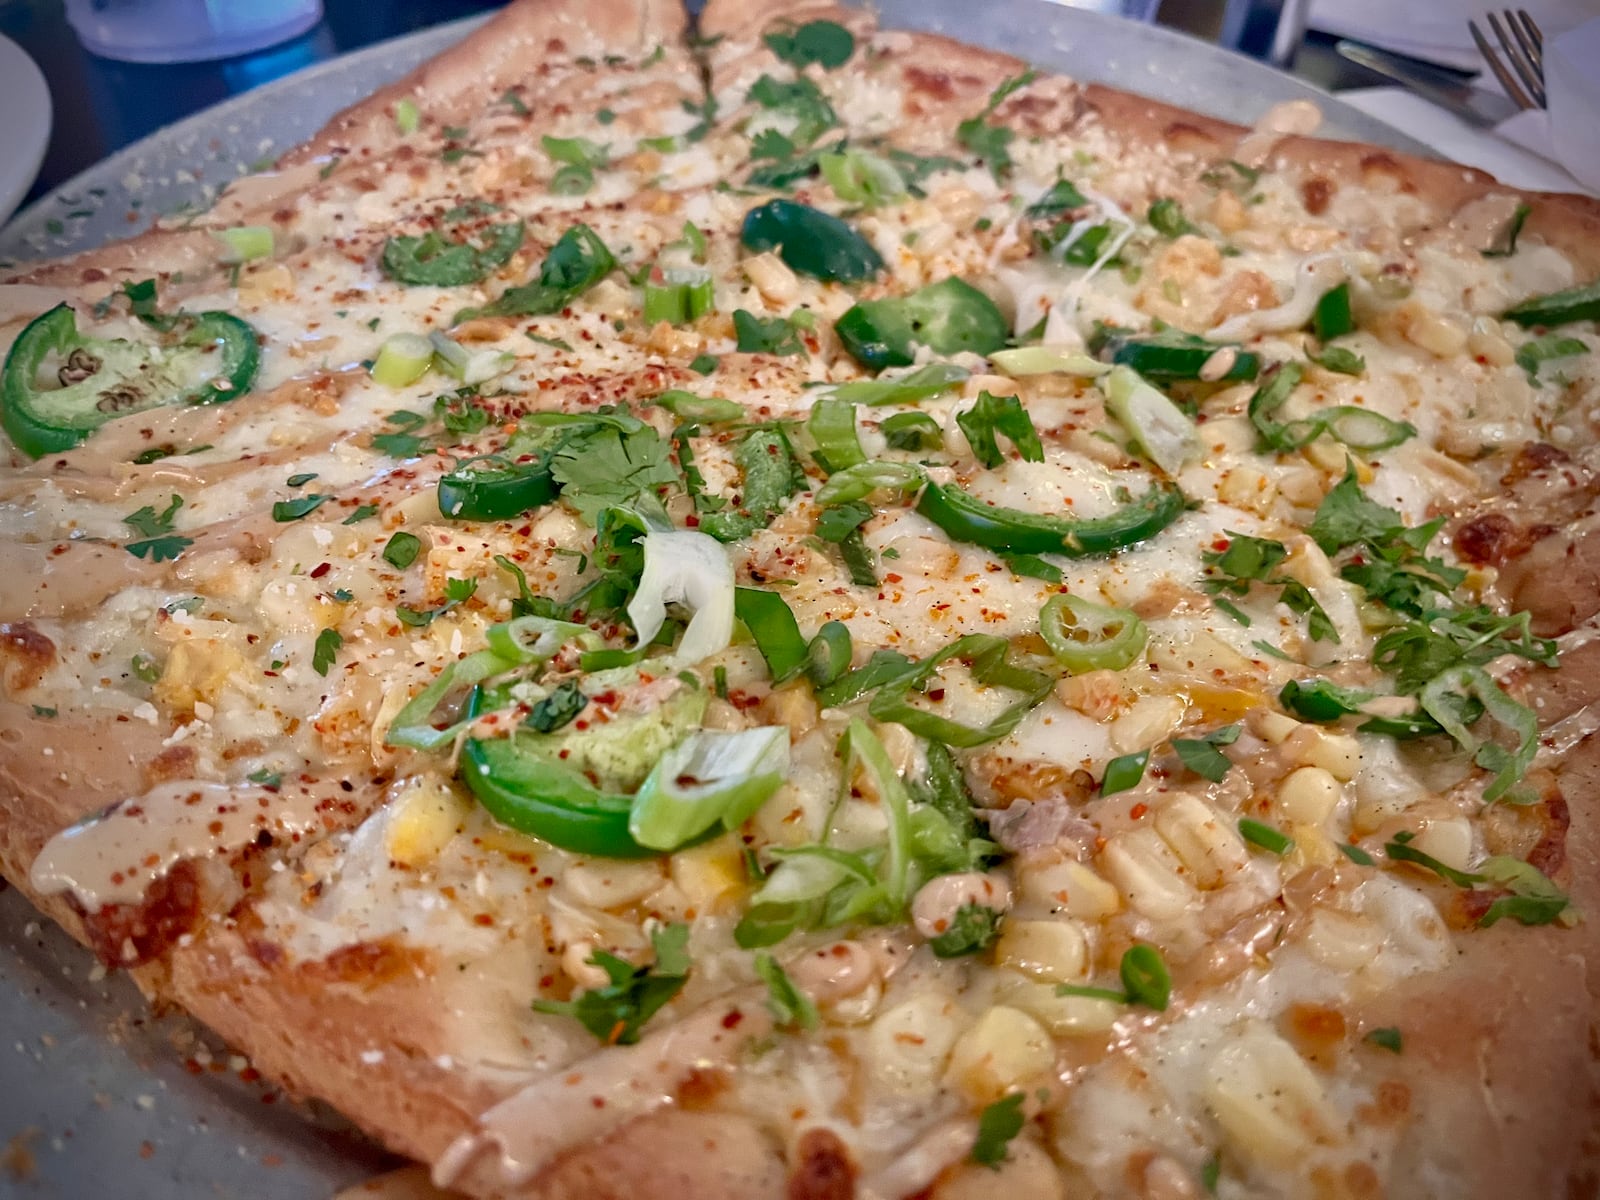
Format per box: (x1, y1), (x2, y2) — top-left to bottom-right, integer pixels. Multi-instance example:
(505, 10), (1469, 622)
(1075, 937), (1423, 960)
(0, 34), (52, 228)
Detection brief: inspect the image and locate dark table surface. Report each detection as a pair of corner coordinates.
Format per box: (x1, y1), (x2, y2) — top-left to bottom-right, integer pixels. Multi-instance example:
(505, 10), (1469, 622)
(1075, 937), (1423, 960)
(0, 0), (1382, 213)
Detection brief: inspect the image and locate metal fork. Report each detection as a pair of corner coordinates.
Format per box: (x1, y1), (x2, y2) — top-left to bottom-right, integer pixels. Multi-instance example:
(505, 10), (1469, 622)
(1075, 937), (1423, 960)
(1469, 9), (1546, 110)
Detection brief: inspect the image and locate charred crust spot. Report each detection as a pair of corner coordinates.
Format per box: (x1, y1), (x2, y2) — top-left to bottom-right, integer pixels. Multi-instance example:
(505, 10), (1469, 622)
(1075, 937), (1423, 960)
(675, 1067), (730, 1110)
(1503, 441), (1571, 485)
(80, 859), (204, 967)
(0, 622), (56, 694)
(1301, 176), (1333, 215)
(300, 939), (429, 989)
(788, 1128), (856, 1200)
(902, 66), (955, 100)
(1527, 788), (1571, 879)
(1453, 512), (1523, 565)
(144, 744), (199, 786)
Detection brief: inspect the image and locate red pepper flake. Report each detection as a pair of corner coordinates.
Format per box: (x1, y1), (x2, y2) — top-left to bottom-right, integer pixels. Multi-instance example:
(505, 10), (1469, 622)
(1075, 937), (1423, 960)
(309, 562), (331, 579)
(1129, 802), (1149, 820)
(721, 1008), (745, 1029)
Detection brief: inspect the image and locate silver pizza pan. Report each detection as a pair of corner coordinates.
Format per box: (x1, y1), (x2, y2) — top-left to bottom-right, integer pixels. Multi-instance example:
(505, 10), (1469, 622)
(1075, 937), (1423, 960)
(0, 7), (1427, 1198)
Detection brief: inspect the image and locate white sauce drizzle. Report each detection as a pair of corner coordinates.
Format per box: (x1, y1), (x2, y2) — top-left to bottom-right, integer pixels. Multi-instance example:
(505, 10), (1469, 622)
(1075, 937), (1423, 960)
(29, 780), (325, 910)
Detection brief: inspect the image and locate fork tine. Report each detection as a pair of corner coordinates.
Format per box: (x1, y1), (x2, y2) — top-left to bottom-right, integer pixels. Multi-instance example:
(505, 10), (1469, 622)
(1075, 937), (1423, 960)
(1488, 9), (1546, 107)
(1511, 8), (1543, 69)
(1517, 8), (1543, 53)
(1471, 18), (1536, 110)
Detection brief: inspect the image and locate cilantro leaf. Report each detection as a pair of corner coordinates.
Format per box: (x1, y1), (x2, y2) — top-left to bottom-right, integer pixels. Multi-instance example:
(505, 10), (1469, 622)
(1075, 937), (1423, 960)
(1515, 333), (1586, 383)
(525, 680), (587, 733)
(1172, 724), (1239, 782)
(272, 494), (332, 522)
(762, 19), (855, 69)
(1365, 1027), (1403, 1053)
(312, 628), (342, 676)
(126, 534), (193, 562)
(124, 494), (184, 537)
(1202, 533), (1337, 643)
(533, 923), (692, 1044)
(970, 1093), (1026, 1167)
(929, 902), (1002, 958)
(733, 309), (806, 356)
(957, 69), (1035, 179)
(548, 414), (679, 525)
(957, 391), (1044, 468)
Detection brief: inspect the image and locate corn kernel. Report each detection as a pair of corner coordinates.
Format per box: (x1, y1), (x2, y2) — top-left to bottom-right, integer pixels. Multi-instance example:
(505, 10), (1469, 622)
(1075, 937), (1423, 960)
(1248, 709), (1302, 745)
(1290, 727), (1361, 780)
(1110, 695), (1187, 755)
(1018, 855), (1122, 920)
(1101, 827), (1196, 921)
(1404, 815), (1474, 874)
(1154, 795), (1250, 890)
(867, 993), (966, 1092)
(384, 777), (473, 868)
(945, 1006), (1056, 1102)
(1301, 908), (1383, 970)
(935, 1139), (1066, 1200)
(997, 973), (1122, 1037)
(995, 919), (1089, 984)
(561, 859), (665, 909)
(668, 834), (746, 910)
(1276, 766), (1341, 825)
(1208, 1029), (1341, 1167)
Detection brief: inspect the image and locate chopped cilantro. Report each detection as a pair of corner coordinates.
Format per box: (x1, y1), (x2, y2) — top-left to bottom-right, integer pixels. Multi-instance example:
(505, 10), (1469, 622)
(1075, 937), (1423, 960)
(970, 1093), (1026, 1167)
(532, 923), (691, 1045)
(733, 309), (806, 356)
(1364, 1026), (1403, 1053)
(762, 19), (855, 69)
(272, 494), (332, 522)
(312, 628), (343, 677)
(1202, 532), (1338, 643)
(929, 903), (1002, 958)
(1171, 724), (1240, 783)
(342, 503), (380, 525)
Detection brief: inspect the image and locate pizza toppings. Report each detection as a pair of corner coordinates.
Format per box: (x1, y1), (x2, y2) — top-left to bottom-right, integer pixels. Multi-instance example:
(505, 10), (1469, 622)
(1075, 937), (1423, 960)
(6, 5), (1600, 1197)
(2, 302), (259, 458)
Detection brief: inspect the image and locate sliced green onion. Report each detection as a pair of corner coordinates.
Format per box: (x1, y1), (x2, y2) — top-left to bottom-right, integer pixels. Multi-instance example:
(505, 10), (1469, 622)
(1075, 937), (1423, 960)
(806, 620), (853, 687)
(826, 362), (969, 406)
(881, 411), (943, 451)
(370, 333), (435, 389)
(819, 149), (906, 208)
(1039, 593), (1147, 672)
(1311, 283), (1353, 341)
(428, 331), (514, 385)
(629, 726), (790, 850)
(838, 719), (913, 906)
(1120, 944), (1170, 1010)
(214, 225), (274, 264)
(1238, 818), (1294, 855)
(626, 531), (735, 667)
(395, 98), (420, 134)
(642, 267), (715, 326)
(484, 615), (596, 664)
(1101, 365), (1199, 477)
(762, 846), (878, 905)
(815, 460), (926, 507)
(868, 633), (1053, 748)
(808, 395), (865, 471)
(654, 390), (744, 423)
(989, 347), (1110, 377)
(734, 586), (808, 684)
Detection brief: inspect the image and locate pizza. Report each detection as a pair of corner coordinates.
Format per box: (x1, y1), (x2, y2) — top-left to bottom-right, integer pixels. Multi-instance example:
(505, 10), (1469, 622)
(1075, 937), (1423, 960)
(3, 0), (1600, 1196)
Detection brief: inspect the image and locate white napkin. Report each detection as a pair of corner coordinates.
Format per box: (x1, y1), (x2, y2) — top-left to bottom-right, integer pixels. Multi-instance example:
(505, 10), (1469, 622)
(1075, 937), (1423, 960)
(1327, 15), (1600, 197)
(1308, 0), (1596, 70)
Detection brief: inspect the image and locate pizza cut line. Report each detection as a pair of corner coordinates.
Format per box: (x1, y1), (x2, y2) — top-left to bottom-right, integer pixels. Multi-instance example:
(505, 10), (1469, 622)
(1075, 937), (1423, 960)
(2, 0), (1600, 1197)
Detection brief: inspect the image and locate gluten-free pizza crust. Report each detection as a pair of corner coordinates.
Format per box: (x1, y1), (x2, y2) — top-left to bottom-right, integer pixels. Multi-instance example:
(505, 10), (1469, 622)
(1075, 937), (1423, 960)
(3, 1), (1600, 1197)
